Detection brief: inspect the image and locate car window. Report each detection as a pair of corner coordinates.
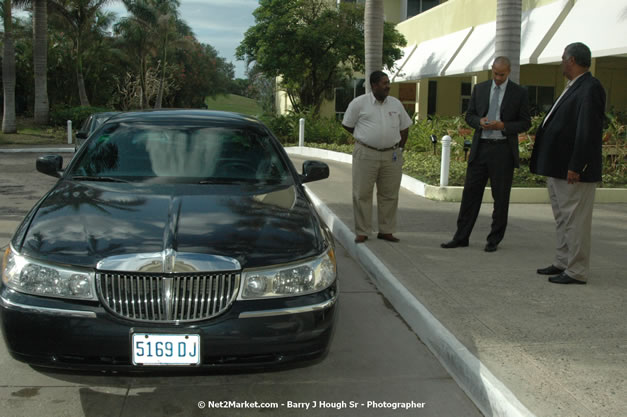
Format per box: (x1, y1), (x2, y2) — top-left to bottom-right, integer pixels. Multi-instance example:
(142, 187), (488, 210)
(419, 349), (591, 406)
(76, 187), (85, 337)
(67, 122), (290, 183)
(80, 116), (93, 133)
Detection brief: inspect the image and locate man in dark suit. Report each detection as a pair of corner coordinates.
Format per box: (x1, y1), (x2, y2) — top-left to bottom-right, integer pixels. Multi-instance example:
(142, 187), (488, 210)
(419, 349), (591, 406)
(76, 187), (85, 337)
(530, 42), (606, 285)
(441, 56), (530, 252)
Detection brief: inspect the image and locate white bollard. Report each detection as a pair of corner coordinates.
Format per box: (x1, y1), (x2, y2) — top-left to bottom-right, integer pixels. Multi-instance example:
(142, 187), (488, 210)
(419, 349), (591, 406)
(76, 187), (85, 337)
(298, 118), (305, 147)
(440, 135), (452, 187)
(67, 120), (72, 144)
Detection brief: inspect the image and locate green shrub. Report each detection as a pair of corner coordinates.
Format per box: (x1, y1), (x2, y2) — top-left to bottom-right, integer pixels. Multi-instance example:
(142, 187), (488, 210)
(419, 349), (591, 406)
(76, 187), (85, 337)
(50, 106), (114, 128)
(262, 110), (352, 145)
(277, 113), (625, 187)
(259, 113), (294, 144)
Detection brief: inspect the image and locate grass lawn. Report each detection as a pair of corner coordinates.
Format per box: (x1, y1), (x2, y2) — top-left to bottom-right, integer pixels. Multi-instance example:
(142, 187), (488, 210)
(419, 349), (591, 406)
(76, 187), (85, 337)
(205, 94), (262, 116)
(0, 117), (67, 146)
(0, 95), (262, 146)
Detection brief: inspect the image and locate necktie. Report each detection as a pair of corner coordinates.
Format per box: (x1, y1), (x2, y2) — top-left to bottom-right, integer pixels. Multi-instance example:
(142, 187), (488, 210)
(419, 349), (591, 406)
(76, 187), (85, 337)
(487, 85), (500, 121)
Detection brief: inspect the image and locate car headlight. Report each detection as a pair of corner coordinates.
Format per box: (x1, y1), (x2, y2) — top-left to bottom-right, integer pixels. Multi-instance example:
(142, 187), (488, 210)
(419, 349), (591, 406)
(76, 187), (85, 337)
(2, 246), (97, 300)
(240, 248), (336, 299)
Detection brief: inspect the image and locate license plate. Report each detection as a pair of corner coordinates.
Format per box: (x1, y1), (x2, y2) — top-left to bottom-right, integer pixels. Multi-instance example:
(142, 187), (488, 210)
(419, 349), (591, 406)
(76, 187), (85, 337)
(132, 333), (200, 366)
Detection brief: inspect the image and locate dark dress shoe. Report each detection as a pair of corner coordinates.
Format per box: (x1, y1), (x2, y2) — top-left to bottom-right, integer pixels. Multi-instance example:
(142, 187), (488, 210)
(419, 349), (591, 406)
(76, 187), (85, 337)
(537, 265), (564, 275)
(484, 242), (498, 252)
(354, 235), (368, 243)
(377, 233), (400, 242)
(548, 272), (586, 285)
(440, 239), (468, 249)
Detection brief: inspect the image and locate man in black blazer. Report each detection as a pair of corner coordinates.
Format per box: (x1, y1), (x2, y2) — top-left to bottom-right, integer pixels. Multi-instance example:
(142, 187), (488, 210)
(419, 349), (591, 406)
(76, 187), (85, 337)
(442, 56), (530, 252)
(530, 42), (606, 285)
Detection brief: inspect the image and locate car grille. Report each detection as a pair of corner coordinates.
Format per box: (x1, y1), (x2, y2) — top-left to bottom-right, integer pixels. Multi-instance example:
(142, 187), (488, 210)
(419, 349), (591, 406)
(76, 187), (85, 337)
(97, 272), (240, 323)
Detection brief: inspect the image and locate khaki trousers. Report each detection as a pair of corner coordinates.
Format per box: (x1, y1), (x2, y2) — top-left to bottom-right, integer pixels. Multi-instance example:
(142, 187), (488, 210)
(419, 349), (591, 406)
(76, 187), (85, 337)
(547, 177), (597, 281)
(352, 143), (403, 236)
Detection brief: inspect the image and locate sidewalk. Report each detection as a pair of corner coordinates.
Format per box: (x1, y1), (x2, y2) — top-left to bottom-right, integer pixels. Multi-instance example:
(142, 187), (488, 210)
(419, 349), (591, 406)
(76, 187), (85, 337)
(288, 149), (627, 417)
(3, 144), (625, 416)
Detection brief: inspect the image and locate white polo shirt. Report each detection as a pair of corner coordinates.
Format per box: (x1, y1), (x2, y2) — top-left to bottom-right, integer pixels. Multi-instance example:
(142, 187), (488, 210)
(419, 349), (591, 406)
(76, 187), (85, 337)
(342, 93), (413, 149)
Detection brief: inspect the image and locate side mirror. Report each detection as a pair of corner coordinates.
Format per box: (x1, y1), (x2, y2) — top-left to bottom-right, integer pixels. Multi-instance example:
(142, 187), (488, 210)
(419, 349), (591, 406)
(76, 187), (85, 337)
(301, 160), (329, 183)
(76, 131), (88, 139)
(36, 155), (63, 178)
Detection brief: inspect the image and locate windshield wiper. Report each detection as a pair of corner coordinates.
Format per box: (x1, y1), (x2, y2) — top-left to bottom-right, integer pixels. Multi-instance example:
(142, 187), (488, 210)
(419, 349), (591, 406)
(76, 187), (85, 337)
(70, 175), (129, 183)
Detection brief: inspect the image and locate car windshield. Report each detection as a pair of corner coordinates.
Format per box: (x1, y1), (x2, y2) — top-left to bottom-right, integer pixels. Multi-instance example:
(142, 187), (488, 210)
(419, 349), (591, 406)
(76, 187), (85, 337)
(67, 122), (290, 184)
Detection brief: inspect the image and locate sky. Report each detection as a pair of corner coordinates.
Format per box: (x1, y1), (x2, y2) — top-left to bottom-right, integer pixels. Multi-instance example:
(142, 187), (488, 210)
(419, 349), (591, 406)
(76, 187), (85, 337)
(105, 0), (259, 79)
(16, 0), (260, 79)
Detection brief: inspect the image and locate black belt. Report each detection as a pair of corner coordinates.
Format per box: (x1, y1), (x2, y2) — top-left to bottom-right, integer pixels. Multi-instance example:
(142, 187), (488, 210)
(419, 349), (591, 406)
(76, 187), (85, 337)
(480, 138), (508, 144)
(356, 140), (399, 152)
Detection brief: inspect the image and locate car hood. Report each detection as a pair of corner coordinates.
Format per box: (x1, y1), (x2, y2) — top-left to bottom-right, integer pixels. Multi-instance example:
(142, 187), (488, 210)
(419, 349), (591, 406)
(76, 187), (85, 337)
(15, 181), (326, 269)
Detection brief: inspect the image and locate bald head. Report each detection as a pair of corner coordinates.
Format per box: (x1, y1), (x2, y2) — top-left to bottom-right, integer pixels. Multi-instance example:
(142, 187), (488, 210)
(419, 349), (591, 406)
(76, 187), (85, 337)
(491, 56), (511, 86)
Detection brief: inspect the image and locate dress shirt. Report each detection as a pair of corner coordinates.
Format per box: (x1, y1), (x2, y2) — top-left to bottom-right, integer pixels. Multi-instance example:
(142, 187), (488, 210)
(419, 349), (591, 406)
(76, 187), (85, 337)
(542, 72), (586, 128)
(482, 79), (508, 139)
(342, 93), (413, 148)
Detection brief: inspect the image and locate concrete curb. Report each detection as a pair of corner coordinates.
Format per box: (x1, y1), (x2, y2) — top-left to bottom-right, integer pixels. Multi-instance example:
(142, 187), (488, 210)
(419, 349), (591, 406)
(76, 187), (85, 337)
(0, 147), (74, 153)
(305, 185), (535, 417)
(286, 146), (627, 203)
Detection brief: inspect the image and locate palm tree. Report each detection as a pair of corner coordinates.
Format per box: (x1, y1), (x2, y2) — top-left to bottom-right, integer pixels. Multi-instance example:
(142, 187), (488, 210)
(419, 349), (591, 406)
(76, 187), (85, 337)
(364, 0), (384, 93)
(2, 0), (18, 133)
(50, 0), (116, 107)
(14, 0), (49, 124)
(114, 12), (151, 108)
(121, 0), (183, 109)
(495, 0), (521, 83)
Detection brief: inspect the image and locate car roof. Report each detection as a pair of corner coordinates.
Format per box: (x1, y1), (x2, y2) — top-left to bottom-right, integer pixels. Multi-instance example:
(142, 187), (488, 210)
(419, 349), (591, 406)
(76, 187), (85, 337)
(104, 109), (264, 128)
(93, 111), (120, 119)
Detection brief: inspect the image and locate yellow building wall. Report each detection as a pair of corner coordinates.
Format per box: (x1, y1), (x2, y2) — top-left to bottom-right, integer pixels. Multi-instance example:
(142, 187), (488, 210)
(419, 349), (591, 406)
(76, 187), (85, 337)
(523, 58), (627, 112)
(437, 77), (472, 116)
(319, 99), (336, 119)
(397, 0), (564, 46)
(384, 0), (402, 23)
(596, 58), (627, 113)
(520, 64), (566, 97)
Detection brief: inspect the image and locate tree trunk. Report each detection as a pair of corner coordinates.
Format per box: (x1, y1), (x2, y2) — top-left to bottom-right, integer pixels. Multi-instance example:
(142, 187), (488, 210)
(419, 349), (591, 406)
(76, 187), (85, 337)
(495, 0), (521, 83)
(33, 0), (49, 124)
(76, 36), (90, 106)
(77, 72), (91, 107)
(364, 0), (384, 93)
(155, 32), (169, 109)
(140, 57), (148, 108)
(3, 0), (17, 133)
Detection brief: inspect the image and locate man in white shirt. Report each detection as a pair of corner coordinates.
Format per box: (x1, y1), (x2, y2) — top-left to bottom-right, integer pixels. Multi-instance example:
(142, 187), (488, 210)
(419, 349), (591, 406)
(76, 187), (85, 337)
(342, 71), (413, 243)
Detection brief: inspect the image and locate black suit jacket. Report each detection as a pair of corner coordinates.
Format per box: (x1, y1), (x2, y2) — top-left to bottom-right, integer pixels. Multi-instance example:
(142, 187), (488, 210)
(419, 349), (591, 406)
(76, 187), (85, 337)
(465, 80), (531, 168)
(530, 72), (606, 182)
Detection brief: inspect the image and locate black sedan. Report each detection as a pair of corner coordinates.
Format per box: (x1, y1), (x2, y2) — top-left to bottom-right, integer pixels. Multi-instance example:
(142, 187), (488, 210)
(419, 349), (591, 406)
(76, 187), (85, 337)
(75, 111), (120, 150)
(1, 110), (337, 371)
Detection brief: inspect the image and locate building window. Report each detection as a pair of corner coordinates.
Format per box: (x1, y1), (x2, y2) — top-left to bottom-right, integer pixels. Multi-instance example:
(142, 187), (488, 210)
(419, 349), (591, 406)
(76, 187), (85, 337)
(407, 0), (440, 19)
(335, 79), (365, 120)
(461, 82), (471, 114)
(525, 86), (555, 116)
(428, 80), (437, 117)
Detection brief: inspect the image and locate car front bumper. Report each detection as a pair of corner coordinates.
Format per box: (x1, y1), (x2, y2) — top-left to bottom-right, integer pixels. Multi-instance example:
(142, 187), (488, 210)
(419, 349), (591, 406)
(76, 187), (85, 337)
(0, 282), (337, 371)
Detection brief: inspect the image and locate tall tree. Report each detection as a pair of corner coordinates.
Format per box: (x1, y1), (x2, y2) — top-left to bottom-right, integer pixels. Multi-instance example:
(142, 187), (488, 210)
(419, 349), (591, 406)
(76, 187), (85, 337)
(237, 0), (405, 114)
(152, 0), (182, 108)
(14, 0), (49, 123)
(364, 0), (384, 94)
(495, 0), (521, 83)
(50, 0), (116, 107)
(114, 9), (151, 108)
(2, 0), (18, 133)
(120, 0), (184, 109)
